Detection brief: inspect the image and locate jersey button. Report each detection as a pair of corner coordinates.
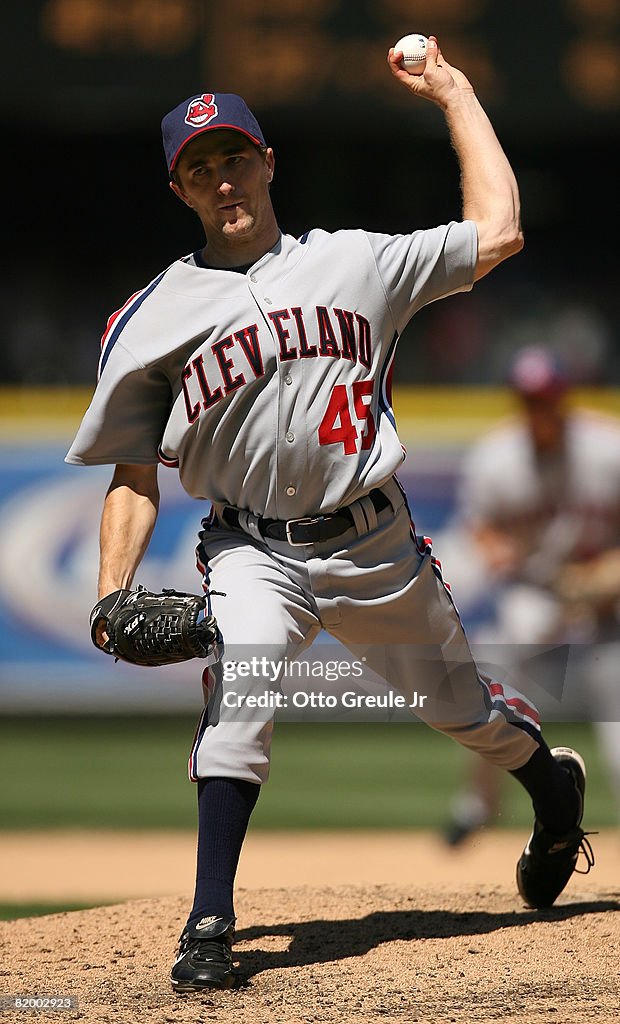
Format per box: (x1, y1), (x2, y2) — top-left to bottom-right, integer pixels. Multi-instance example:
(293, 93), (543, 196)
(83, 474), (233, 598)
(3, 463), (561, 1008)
(284, 374), (293, 385)
(285, 431), (295, 443)
(264, 297), (272, 304)
(249, 275), (257, 283)
(286, 486), (296, 496)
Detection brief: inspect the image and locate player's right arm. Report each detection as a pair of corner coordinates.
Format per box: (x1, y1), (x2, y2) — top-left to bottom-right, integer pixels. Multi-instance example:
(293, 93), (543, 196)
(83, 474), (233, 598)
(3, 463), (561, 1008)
(97, 463), (160, 600)
(387, 36), (524, 281)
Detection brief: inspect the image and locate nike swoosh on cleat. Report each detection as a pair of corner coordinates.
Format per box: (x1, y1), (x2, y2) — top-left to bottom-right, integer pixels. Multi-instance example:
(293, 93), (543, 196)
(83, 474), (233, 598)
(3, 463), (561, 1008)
(195, 916), (222, 930)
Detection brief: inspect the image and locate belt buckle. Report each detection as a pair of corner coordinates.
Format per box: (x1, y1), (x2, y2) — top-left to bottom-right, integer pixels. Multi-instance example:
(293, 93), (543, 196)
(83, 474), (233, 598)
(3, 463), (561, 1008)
(285, 516), (320, 546)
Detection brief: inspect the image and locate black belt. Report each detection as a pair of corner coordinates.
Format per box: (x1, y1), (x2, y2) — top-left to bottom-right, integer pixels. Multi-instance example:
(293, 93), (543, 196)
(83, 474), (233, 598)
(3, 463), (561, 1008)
(221, 488), (391, 546)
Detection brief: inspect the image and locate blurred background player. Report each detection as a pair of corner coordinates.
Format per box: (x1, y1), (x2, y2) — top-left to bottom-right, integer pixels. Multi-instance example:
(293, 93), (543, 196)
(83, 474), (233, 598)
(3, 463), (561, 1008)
(442, 345), (620, 845)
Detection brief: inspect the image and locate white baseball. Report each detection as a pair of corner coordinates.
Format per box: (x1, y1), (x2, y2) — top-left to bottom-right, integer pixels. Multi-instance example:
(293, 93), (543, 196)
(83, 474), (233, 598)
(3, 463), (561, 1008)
(393, 33), (428, 75)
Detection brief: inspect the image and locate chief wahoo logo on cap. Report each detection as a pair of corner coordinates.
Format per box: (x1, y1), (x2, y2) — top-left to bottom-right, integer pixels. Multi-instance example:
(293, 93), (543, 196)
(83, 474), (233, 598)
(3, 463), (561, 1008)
(185, 94), (218, 127)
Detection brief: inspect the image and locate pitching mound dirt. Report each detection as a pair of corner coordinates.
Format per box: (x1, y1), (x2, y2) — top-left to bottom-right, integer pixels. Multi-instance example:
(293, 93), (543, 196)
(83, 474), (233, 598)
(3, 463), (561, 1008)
(2, 882), (619, 1024)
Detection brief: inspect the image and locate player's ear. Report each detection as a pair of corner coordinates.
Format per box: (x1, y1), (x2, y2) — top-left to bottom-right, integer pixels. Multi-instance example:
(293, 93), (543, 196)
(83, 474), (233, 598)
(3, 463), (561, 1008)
(170, 179), (194, 208)
(265, 148), (275, 184)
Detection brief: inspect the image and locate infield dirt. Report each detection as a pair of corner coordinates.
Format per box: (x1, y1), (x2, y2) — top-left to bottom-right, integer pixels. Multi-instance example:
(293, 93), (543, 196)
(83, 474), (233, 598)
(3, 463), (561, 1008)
(2, 831), (619, 1023)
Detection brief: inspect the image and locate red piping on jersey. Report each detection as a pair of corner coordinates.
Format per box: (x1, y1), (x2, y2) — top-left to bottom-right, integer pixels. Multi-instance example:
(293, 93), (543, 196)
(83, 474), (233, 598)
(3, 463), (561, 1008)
(98, 267), (170, 379)
(157, 445), (179, 468)
(384, 360), (395, 410)
(100, 289), (142, 350)
(379, 331), (398, 432)
(486, 681), (541, 726)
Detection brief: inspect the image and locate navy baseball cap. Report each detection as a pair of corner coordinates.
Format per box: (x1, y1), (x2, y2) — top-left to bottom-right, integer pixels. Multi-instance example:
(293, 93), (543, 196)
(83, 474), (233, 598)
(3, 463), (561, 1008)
(162, 92), (266, 177)
(508, 346), (569, 397)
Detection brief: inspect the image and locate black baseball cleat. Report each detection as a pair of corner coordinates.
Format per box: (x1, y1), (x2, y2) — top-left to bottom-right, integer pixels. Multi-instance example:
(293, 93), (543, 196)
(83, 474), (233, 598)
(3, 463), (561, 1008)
(170, 915), (237, 992)
(516, 747), (595, 909)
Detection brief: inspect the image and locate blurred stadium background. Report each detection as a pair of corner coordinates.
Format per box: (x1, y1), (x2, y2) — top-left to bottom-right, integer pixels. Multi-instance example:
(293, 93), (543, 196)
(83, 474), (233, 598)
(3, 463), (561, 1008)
(1, 0), (619, 915)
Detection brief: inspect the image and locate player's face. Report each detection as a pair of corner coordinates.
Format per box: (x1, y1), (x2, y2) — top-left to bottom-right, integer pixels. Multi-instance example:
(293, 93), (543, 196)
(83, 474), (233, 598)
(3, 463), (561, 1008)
(171, 131), (275, 246)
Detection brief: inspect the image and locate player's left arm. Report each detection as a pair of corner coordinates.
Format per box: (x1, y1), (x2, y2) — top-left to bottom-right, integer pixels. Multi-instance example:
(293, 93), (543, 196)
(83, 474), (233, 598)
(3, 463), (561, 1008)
(98, 463), (160, 600)
(387, 36), (524, 281)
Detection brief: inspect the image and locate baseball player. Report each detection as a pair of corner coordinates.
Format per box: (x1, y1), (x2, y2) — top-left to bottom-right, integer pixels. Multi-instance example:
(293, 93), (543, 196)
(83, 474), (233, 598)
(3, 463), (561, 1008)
(66, 39), (594, 992)
(443, 345), (620, 845)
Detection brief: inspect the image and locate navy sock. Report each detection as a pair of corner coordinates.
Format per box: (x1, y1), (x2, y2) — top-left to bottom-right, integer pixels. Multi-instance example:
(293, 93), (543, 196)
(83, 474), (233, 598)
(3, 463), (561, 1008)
(510, 741), (581, 834)
(187, 777), (260, 926)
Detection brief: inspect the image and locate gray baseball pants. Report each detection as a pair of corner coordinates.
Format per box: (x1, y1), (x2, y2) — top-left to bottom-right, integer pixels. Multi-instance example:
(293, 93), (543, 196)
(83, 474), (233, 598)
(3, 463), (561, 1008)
(190, 477), (540, 783)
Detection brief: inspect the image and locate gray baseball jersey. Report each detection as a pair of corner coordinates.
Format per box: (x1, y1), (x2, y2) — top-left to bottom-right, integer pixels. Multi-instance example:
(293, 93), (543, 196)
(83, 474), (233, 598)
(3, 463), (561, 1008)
(66, 223), (476, 515)
(66, 220), (543, 784)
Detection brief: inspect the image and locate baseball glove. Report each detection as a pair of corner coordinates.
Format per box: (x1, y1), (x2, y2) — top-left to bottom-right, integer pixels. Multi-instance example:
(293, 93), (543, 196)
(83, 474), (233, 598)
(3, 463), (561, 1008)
(90, 586), (220, 668)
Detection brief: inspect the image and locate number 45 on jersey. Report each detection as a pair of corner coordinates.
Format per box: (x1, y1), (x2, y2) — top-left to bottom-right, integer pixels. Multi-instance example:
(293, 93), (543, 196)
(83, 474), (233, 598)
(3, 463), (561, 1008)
(318, 380), (375, 455)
